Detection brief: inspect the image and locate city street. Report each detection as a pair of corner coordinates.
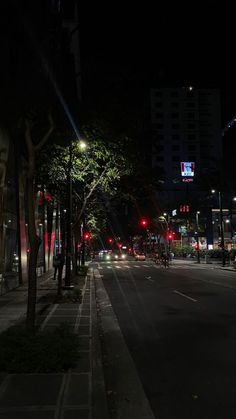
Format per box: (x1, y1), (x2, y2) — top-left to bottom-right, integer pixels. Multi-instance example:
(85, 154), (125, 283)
(93, 258), (236, 419)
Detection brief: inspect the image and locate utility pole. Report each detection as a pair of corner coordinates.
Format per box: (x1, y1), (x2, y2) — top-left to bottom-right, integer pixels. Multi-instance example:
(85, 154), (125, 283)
(196, 211), (200, 263)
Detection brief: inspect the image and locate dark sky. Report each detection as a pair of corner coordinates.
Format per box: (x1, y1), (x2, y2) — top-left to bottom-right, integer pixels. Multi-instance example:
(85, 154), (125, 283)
(78, 2), (236, 124)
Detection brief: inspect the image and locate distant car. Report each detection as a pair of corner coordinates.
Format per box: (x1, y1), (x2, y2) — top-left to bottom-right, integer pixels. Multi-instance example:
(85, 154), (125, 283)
(135, 253), (146, 261)
(112, 252), (127, 261)
(99, 250), (111, 261)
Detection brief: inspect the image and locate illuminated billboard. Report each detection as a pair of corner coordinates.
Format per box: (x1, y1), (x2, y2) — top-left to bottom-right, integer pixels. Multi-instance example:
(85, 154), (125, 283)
(180, 162), (195, 177)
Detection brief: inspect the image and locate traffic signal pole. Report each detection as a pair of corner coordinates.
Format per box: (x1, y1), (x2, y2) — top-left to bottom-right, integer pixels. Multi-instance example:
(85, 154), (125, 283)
(196, 211), (200, 263)
(219, 191), (226, 267)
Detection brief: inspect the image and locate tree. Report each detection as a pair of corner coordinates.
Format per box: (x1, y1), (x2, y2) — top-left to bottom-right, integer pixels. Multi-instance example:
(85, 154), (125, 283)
(22, 112), (54, 329)
(37, 122), (133, 269)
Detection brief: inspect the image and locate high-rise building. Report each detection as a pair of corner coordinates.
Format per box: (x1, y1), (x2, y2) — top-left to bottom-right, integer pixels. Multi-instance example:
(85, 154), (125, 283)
(150, 86), (222, 210)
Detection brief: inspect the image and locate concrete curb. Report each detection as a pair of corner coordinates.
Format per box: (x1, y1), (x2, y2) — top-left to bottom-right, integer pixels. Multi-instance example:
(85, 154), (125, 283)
(93, 268), (155, 419)
(90, 270), (110, 419)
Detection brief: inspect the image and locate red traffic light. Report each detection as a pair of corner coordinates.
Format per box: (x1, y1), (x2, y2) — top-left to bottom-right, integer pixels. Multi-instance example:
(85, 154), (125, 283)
(108, 238), (113, 244)
(83, 232), (91, 241)
(140, 218), (148, 228)
(167, 233), (173, 240)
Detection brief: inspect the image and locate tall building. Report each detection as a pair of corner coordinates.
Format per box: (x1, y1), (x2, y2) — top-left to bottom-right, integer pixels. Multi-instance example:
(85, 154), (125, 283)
(150, 86), (222, 211)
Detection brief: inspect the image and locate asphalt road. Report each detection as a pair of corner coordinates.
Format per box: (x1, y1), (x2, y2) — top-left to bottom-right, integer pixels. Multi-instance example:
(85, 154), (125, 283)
(96, 257), (236, 419)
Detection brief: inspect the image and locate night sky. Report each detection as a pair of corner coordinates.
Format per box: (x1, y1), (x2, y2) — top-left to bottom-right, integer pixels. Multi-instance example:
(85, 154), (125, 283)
(78, 2), (236, 125)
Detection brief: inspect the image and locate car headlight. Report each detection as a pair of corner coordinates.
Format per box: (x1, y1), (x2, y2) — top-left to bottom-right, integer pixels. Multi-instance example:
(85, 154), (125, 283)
(115, 255), (118, 259)
(106, 255), (110, 260)
(121, 254), (126, 259)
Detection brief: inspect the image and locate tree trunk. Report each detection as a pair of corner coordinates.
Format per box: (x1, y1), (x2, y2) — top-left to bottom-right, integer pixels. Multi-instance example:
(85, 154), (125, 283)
(24, 113), (54, 329)
(26, 172), (41, 330)
(57, 209), (65, 297)
(26, 235), (41, 329)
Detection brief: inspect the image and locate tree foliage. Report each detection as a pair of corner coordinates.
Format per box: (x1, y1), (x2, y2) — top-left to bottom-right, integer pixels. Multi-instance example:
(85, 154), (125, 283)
(37, 121), (133, 234)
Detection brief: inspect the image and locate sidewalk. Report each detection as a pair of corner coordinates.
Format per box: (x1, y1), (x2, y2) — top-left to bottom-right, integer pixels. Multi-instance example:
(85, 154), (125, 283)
(0, 266), (155, 419)
(0, 268), (109, 419)
(170, 257), (236, 271)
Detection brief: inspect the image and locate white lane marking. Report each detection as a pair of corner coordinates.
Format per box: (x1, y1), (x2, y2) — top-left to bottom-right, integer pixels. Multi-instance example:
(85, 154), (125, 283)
(173, 290), (197, 302)
(134, 265), (141, 268)
(142, 264), (150, 267)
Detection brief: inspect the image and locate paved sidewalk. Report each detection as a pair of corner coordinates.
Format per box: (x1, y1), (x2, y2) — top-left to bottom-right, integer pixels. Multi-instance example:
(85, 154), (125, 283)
(171, 258), (236, 271)
(0, 270), (56, 334)
(0, 269), (109, 419)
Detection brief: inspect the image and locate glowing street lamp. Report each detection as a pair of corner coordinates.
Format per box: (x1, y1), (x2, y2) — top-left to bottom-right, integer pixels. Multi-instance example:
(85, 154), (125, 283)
(65, 139), (87, 288)
(79, 140), (87, 150)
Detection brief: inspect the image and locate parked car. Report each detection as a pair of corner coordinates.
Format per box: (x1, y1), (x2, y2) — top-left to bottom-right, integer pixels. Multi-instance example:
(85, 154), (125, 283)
(134, 253), (146, 261)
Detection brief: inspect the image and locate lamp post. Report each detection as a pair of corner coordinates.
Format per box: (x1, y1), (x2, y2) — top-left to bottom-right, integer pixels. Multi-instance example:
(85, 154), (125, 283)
(196, 211), (200, 263)
(64, 140), (87, 288)
(158, 213), (169, 253)
(212, 189), (225, 267)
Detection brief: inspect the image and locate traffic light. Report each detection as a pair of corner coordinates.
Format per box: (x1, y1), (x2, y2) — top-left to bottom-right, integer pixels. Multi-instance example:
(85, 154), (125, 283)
(83, 232), (91, 241)
(107, 238), (113, 244)
(140, 218), (149, 228)
(168, 233), (173, 240)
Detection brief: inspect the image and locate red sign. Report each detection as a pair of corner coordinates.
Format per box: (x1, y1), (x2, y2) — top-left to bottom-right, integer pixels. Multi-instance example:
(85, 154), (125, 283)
(180, 205), (190, 213)
(182, 178), (193, 183)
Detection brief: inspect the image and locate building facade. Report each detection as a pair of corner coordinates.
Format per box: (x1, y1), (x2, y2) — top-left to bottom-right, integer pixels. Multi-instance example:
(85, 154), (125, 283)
(151, 86), (222, 202)
(150, 86), (224, 248)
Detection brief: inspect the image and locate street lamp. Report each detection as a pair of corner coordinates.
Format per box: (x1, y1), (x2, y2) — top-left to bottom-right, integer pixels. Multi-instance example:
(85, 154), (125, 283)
(211, 189), (225, 267)
(64, 140), (87, 288)
(196, 211), (200, 263)
(158, 214), (170, 253)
